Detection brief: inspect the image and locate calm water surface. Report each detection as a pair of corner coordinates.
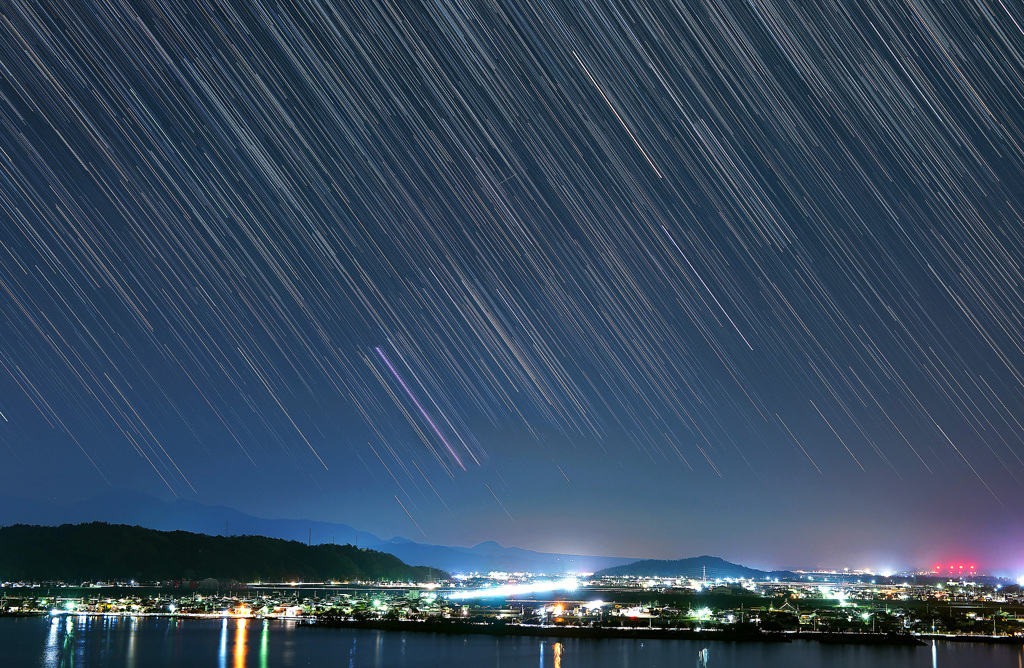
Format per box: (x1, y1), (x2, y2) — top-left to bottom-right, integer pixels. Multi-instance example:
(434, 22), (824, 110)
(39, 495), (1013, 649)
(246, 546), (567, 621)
(3, 616), (1023, 667)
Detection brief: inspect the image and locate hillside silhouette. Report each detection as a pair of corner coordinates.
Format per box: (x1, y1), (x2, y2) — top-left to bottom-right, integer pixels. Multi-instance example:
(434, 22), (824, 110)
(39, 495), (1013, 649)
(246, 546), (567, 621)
(596, 555), (795, 580)
(0, 523), (443, 583)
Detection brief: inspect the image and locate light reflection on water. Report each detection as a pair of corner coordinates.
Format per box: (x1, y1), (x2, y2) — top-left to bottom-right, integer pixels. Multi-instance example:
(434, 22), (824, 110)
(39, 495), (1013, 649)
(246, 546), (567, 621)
(43, 616), (61, 667)
(234, 617), (247, 668)
(260, 619), (269, 668)
(12, 616), (1024, 667)
(126, 616), (137, 668)
(218, 618), (227, 668)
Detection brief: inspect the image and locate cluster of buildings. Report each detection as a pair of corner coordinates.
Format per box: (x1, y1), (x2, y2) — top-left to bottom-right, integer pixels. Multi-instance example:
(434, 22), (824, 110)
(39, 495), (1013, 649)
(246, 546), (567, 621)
(3, 572), (1024, 638)
(1, 592), (309, 618)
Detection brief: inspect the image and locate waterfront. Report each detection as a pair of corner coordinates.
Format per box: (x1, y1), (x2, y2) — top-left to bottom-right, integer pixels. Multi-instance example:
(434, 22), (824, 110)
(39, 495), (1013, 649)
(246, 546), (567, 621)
(6, 571), (1024, 636)
(3, 616), (1024, 667)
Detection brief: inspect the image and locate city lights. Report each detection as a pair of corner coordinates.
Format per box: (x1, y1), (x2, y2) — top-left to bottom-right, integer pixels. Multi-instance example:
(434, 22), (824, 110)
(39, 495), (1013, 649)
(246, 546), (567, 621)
(447, 577), (579, 600)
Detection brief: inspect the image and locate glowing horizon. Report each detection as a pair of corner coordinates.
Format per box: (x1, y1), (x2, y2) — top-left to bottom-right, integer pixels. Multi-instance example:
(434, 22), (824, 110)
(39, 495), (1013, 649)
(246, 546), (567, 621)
(447, 577), (579, 600)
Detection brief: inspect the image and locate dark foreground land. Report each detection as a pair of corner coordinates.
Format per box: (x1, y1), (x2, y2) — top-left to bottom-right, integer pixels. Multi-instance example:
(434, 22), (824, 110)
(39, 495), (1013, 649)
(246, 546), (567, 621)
(0, 523), (442, 583)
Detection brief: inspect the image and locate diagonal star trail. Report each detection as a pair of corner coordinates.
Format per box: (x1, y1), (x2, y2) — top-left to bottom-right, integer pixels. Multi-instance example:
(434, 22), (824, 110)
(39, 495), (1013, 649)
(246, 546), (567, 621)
(0, 0), (1022, 544)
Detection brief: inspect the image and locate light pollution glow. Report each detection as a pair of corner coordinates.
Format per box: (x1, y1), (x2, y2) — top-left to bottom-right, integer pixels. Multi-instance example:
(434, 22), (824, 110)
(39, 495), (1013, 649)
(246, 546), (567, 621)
(447, 577), (579, 600)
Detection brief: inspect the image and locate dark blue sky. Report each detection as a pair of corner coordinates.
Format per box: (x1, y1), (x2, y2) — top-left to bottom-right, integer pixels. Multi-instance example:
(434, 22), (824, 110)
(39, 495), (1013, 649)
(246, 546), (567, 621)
(2, 0), (1023, 572)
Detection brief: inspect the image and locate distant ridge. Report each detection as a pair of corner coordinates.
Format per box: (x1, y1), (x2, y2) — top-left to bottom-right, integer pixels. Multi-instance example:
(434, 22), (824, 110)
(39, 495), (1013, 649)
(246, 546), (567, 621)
(595, 555), (795, 580)
(0, 523), (443, 583)
(0, 491), (636, 574)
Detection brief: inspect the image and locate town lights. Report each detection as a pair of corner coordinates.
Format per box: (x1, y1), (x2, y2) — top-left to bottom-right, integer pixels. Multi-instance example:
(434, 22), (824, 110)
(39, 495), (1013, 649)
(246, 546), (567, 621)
(448, 577), (579, 600)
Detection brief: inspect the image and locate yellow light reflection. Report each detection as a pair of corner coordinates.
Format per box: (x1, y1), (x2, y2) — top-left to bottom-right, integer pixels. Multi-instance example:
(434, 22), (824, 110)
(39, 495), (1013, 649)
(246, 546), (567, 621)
(234, 618), (248, 668)
(553, 642), (563, 668)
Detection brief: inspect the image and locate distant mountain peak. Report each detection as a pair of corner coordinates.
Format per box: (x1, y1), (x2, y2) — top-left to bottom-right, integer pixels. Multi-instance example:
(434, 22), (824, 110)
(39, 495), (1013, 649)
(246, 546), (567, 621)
(595, 555), (793, 579)
(0, 491), (638, 574)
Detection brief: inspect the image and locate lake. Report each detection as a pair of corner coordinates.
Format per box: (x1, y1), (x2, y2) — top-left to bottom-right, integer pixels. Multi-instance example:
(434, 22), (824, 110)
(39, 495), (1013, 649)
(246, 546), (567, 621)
(2, 615), (1023, 667)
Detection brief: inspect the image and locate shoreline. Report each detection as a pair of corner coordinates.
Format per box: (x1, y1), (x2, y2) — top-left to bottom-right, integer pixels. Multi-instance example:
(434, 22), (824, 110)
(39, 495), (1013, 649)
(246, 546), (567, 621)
(917, 633), (1024, 645)
(311, 618), (792, 642)
(0, 611), (304, 621)
(310, 619), (936, 645)
(8, 612), (1021, 646)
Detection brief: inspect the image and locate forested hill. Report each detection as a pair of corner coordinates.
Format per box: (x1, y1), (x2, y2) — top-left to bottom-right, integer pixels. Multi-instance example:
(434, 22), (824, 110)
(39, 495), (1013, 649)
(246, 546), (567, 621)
(0, 523), (445, 583)
(595, 555), (795, 580)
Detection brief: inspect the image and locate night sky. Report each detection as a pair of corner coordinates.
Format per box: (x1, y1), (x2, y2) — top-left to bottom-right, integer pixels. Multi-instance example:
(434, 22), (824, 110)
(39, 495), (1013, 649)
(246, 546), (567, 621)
(2, 0), (1024, 572)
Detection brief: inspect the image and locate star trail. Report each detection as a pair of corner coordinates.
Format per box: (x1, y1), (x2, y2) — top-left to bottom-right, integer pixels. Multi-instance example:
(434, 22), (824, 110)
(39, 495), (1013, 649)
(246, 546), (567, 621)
(1, 0), (1024, 568)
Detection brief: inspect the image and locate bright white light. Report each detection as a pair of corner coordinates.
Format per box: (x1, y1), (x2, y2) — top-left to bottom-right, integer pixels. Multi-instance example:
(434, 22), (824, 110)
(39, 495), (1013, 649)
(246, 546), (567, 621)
(818, 585), (848, 605)
(689, 607), (712, 620)
(582, 600), (606, 610)
(448, 577), (578, 600)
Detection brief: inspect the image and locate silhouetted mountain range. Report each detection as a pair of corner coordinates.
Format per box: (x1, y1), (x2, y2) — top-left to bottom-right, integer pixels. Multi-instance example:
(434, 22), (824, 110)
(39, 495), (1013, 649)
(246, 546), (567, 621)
(0, 523), (441, 583)
(595, 555), (796, 580)
(0, 491), (635, 574)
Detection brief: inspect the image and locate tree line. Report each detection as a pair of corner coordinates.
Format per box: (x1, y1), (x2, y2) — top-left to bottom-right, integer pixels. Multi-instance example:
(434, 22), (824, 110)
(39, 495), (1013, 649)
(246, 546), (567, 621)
(0, 522), (444, 583)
